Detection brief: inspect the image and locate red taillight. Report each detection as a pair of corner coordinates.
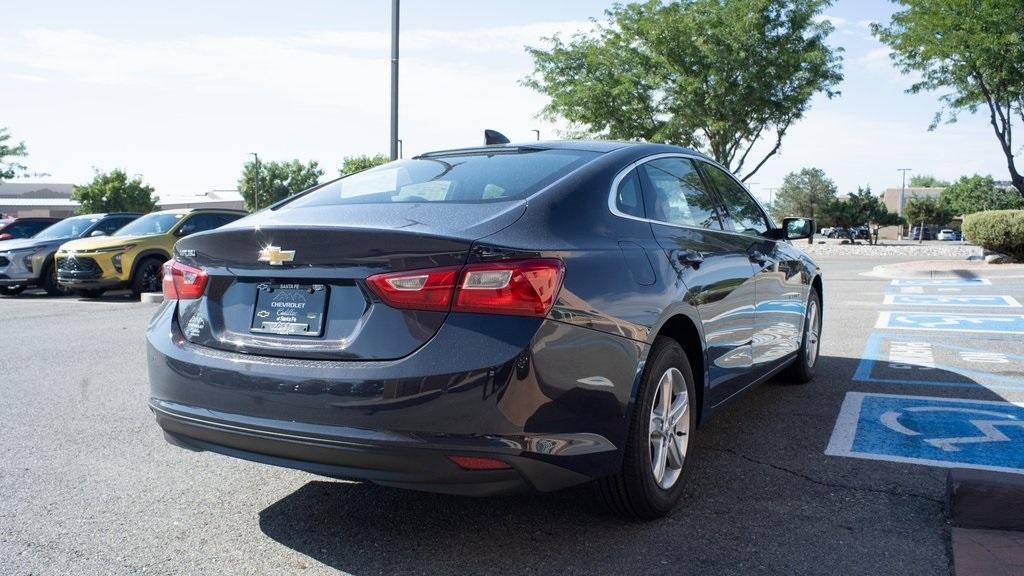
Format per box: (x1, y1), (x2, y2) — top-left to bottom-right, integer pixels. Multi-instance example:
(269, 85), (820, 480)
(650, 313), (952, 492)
(161, 260), (208, 300)
(447, 455), (512, 470)
(365, 259), (564, 317)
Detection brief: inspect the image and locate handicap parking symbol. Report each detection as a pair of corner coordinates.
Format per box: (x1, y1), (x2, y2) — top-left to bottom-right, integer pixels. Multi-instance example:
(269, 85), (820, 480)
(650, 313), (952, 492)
(876, 311), (1024, 334)
(882, 294), (1022, 308)
(826, 392), (1024, 473)
(890, 278), (991, 286)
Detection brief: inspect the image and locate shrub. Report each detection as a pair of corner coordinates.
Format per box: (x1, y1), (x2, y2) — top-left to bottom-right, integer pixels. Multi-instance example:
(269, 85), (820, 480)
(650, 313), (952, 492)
(962, 210), (1024, 260)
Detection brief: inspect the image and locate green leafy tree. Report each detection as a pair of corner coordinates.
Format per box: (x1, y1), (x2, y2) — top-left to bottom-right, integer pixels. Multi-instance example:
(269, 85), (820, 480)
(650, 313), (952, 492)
(340, 154), (390, 176)
(72, 169), (158, 214)
(239, 159), (324, 211)
(909, 174), (949, 188)
(770, 167), (837, 220)
(0, 127), (30, 182)
(940, 174), (1024, 215)
(524, 0), (843, 181)
(821, 186), (902, 244)
(873, 1), (1024, 199)
(904, 195), (955, 243)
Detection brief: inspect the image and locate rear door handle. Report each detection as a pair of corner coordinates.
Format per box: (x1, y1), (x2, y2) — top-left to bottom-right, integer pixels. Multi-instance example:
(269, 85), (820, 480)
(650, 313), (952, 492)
(677, 250), (704, 267)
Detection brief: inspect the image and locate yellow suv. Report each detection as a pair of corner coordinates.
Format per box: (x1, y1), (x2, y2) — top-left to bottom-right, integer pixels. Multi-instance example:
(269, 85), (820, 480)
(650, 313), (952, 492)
(55, 208), (246, 298)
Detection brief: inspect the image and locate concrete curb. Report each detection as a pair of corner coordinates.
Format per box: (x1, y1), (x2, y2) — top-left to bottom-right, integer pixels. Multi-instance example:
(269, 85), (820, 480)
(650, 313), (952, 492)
(946, 468), (1024, 531)
(864, 260), (1024, 280)
(140, 293), (164, 304)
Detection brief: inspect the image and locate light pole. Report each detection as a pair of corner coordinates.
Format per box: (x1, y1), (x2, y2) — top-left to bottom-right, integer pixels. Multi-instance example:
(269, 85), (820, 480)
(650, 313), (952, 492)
(389, 0), (400, 161)
(250, 152), (260, 212)
(397, 139), (404, 159)
(531, 129), (540, 141)
(897, 168), (912, 238)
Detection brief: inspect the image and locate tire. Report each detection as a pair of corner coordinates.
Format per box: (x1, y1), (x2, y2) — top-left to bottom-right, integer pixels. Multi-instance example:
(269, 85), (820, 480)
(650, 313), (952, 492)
(782, 287), (822, 384)
(40, 262), (64, 296)
(131, 256), (164, 298)
(597, 336), (697, 519)
(77, 289), (105, 299)
(0, 286), (24, 297)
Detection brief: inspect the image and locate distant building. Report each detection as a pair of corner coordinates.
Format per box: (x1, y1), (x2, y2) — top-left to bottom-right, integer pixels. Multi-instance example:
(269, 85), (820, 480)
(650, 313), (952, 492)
(0, 182), (77, 218)
(880, 186), (945, 240)
(158, 190), (246, 211)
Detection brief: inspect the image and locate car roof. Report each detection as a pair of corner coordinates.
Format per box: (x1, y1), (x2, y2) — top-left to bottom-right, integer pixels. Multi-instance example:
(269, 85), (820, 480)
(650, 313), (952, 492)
(417, 139), (707, 158)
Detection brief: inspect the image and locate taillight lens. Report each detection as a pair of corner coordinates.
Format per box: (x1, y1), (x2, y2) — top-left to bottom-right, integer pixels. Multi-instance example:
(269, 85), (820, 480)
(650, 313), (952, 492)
(162, 260), (208, 300)
(366, 259), (564, 317)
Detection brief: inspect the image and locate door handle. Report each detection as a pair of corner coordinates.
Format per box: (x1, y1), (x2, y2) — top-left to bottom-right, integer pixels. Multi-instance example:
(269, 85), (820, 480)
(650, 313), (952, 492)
(677, 250), (704, 267)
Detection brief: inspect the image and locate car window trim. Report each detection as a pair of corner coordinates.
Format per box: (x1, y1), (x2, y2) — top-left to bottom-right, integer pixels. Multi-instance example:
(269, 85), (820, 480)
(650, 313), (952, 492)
(634, 158), (728, 231)
(695, 160), (777, 234)
(608, 152), (757, 238)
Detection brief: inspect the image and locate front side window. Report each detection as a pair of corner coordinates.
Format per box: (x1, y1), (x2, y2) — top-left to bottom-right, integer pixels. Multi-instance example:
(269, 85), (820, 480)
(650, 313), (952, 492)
(639, 158), (722, 229)
(286, 149), (599, 208)
(701, 163), (770, 236)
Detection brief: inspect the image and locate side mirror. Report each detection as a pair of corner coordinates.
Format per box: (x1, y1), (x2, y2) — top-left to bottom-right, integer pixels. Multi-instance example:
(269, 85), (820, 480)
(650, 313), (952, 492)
(781, 217), (815, 240)
(90, 230), (107, 237)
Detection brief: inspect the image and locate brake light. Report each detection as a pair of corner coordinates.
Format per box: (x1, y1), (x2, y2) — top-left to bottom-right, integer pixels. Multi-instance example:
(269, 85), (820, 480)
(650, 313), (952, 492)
(162, 260), (208, 300)
(365, 259), (564, 317)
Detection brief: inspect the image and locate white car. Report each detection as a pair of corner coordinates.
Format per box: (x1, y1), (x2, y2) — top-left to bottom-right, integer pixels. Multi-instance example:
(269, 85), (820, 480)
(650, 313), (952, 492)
(936, 229), (959, 241)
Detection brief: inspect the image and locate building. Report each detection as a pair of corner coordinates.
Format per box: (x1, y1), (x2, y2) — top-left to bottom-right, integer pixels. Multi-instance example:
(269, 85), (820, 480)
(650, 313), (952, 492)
(0, 182), (77, 218)
(880, 186), (945, 240)
(0, 183), (246, 219)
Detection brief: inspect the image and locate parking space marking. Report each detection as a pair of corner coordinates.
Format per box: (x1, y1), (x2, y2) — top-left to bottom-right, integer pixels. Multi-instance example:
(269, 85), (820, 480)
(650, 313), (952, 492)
(882, 294), (1022, 308)
(826, 392), (1024, 474)
(876, 311), (1024, 334)
(890, 278), (991, 287)
(853, 333), (1024, 390)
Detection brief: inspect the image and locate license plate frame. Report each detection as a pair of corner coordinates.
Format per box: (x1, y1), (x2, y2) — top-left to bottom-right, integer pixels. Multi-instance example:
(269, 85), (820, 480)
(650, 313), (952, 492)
(250, 283), (328, 337)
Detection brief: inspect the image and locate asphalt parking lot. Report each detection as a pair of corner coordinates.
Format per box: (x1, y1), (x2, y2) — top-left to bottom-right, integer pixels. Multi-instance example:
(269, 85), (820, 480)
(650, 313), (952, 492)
(2, 254), (1023, 575)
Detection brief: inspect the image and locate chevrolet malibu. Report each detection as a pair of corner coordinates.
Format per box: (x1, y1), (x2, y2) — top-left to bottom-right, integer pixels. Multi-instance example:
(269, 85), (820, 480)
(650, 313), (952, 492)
(148, 140), (822, 518)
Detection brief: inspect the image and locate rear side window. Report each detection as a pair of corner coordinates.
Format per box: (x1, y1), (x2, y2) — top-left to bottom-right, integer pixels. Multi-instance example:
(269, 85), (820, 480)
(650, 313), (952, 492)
(287, 149), (599, 208)
(639, 158), (722, 229)
(701, 163), (770, 236)
(615, 169), (645, 218)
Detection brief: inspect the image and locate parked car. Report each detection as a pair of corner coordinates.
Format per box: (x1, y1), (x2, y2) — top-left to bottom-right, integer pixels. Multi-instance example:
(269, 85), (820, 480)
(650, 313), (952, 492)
(826, 227), (852, 239)
(936, 229), (960, 241)
(55, 208), (246, 299)
(0, 217), (62, 241)
(0, 213), (140, 296)
(910, 226), (932, 240)
(147, 139), (823, 519)
(818, 226), (834, 237)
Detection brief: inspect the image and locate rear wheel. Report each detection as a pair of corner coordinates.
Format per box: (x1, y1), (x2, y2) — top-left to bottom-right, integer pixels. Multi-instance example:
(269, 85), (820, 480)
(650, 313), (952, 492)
(597, 336), (696, 519)
(77, 289), (105, 299)
(131, 257), (164, 298)
(782, 287), (821, 384)
(0, 286), (24, 296)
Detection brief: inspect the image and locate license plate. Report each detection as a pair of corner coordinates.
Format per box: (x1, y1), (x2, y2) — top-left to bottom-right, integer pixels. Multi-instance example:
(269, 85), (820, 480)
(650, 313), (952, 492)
(250, 283), (328, 337)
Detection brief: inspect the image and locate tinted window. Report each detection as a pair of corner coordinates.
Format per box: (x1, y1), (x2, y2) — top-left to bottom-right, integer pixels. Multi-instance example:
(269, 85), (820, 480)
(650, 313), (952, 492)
(639, 158), (722, 229)
(5, 221), (49, 238)
(182, 213), (237, 234)
(288, 149), (599, 208)
(116, 213), (184, 236)
(34, 216), (102, 240)
(615, 169), (645, 218)
(702, 163), (769, 236)
(97, 216), (135, 235)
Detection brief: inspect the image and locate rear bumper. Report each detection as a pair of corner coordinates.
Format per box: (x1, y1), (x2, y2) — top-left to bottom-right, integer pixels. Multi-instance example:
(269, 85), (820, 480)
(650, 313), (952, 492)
(146, 300), (647, 495)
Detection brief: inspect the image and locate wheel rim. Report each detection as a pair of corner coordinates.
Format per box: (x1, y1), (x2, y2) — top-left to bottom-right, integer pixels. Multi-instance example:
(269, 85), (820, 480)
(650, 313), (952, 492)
(141, 263), (162, 293)
(805, 299), (820, 368)
(648, 367), (690, 490)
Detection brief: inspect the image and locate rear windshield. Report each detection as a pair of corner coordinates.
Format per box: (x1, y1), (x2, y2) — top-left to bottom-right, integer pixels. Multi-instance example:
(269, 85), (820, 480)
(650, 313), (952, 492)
(286, 149), (599, 208)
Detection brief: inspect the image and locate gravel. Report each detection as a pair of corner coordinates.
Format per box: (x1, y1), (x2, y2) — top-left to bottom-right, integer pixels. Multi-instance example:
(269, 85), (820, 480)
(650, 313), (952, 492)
(795, 239), (982, 259)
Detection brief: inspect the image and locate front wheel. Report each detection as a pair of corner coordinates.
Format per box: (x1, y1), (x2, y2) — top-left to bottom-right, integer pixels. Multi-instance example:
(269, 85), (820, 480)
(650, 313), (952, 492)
(0, 286), (24, 296)
(131, 257), (164, 298)
(40, 262), (64, 296)
(782, 287), (822, 384)
(596, 336), (696, 519)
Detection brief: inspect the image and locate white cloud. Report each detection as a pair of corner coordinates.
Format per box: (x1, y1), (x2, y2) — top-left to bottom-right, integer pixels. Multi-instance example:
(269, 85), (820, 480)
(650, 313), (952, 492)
(814, 14), (848, 28)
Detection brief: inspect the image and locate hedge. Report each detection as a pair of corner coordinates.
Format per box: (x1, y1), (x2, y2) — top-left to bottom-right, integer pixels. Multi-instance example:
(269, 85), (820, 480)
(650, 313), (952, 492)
(961, 210), (1024, 260)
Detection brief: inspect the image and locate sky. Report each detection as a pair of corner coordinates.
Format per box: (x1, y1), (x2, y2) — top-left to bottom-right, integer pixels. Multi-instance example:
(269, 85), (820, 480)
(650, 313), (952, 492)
(0, 0), (1014, 203)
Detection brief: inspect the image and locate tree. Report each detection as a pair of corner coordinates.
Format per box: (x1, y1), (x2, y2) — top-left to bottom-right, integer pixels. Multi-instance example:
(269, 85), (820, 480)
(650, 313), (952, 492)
(239, 159), (323, 211)
(524, 0), (843, 181)
(904, 195), (954, 243)
(340, 154), (390, 176)
(909, 174), (949, 187)
(770, 167), (837, 218)
(72, 169), (158, 214)
(0, 127), (29, 182)
(940, 174), (1024, 215)
(821, 186), (902, 244)
(873, 1), (1024, 199)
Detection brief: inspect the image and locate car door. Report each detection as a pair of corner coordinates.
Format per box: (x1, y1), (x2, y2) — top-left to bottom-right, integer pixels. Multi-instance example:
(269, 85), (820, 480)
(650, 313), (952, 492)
(636, 156), (758, 406)
(699, 162), (806, 374)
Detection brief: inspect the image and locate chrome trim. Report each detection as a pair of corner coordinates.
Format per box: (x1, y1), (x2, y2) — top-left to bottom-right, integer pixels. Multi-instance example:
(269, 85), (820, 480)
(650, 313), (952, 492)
(607, 152), (777, 237)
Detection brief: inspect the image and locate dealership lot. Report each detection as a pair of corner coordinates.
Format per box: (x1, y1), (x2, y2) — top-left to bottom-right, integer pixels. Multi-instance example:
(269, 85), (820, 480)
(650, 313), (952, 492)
(2, 254), (1023, 575)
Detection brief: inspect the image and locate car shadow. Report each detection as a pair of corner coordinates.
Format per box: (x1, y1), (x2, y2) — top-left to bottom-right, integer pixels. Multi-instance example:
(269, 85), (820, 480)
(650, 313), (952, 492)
(256, 354), (1007, 574)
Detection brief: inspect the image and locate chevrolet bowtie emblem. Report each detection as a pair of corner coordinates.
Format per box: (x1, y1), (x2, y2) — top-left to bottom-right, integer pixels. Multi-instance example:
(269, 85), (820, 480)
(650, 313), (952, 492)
(258, 245), (295, 266)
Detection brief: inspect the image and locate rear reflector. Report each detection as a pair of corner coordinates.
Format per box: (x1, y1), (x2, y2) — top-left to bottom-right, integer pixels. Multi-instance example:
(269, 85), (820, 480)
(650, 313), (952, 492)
(366, 259), (564, 317)
(162, 260), (209, 300)
(447, 455), (512, 470)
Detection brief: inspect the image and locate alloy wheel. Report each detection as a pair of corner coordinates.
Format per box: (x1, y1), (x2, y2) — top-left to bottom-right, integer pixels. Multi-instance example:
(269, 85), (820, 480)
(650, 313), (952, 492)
(805, 299), (820, 368)
(648, 367), (690, 490)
